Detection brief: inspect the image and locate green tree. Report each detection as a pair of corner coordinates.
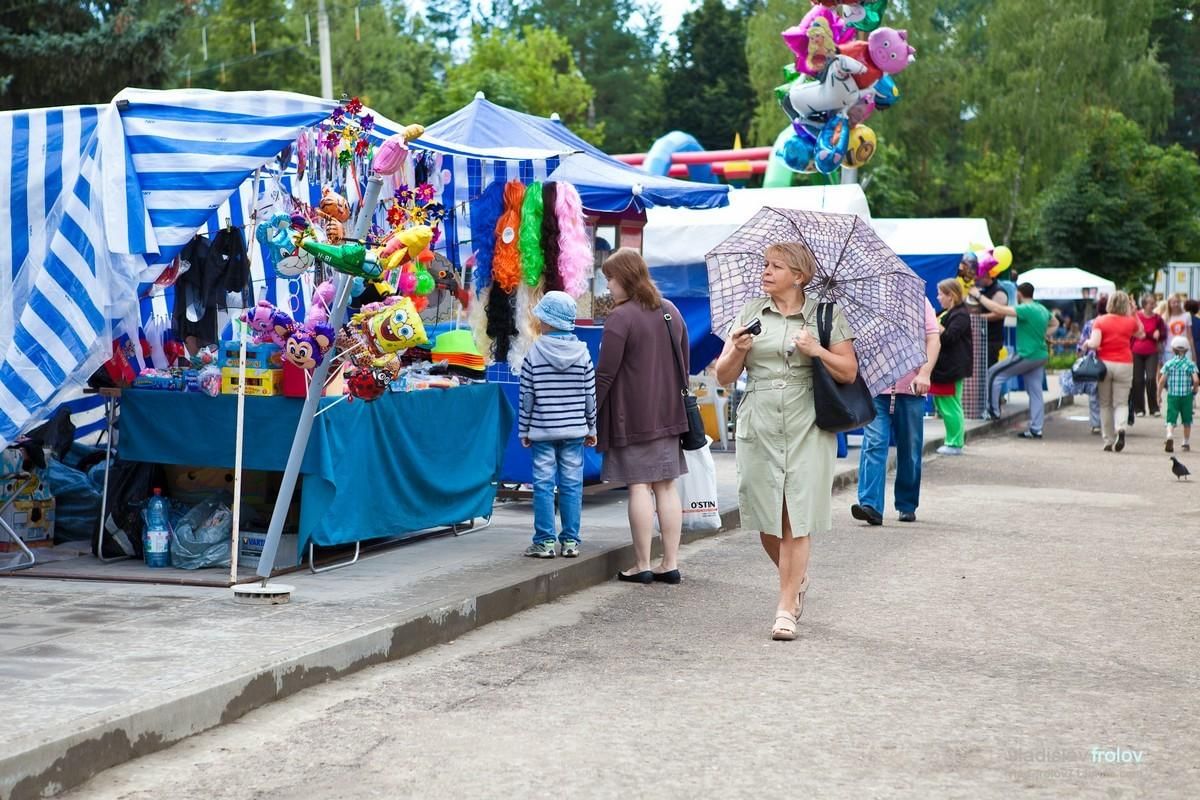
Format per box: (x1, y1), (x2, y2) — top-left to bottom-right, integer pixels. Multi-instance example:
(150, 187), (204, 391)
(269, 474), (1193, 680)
(414, 26), (601, 143)
(1039, 110), (1200, 288)
(661, 0), (756, 151)
(494, 0), (664, 153)
(745, 0), (796, 148)
(0, 0), (184, 109)
(1154, 0), (1200, 152)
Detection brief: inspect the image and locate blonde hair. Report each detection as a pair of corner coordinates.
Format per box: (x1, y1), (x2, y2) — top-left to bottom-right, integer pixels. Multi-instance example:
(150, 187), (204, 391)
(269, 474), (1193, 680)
(937, 278), (964, 307)
(1108, 291), (1133, 316)
(765, 242), (817, 287)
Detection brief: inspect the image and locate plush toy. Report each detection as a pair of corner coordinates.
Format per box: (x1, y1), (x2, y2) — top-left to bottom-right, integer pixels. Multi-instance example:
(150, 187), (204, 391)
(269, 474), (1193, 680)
(785, 55), (867, 123)
(318, 187), (351, 223)
(284, 323), (335, 370)
(838, 27), (915, 91)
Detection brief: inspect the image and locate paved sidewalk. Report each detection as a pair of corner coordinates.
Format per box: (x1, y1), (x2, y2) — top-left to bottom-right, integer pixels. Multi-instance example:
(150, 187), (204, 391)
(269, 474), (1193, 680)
(0, 387), (1067, 800)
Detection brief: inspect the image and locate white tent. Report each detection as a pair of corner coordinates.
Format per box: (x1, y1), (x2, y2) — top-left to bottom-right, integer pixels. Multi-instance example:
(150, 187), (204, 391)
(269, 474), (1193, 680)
(869, 218), (993, 257)
(1019, 267), (1115, 301)
(643, 184), (872, 268)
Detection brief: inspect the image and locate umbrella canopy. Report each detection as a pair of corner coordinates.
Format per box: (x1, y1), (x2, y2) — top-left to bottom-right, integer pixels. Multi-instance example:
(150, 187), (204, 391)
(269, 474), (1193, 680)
(705, 207), (928, 394)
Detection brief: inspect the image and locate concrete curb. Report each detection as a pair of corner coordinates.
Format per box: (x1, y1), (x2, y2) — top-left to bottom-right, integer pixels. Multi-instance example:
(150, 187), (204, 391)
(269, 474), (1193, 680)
(1, 395), (1068, 800)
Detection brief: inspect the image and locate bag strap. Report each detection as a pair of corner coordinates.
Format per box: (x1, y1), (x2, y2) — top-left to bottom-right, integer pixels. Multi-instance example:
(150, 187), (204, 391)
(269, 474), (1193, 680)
(816, 302), (833, 349)
(663, 311), (688, 397)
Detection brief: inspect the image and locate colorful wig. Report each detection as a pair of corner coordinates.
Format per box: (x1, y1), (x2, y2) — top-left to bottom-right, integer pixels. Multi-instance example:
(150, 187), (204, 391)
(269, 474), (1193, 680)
(468, 180), (506, 291)
(540, 182), (563, 292)
(554, 182), (593, 298)
(492, 180), (526, 293)
(485, 285), (518, 363)
(519, 182), (545, 287)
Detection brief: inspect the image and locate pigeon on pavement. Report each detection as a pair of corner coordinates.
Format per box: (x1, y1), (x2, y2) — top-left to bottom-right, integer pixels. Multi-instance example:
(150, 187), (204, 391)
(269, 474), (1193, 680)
(1170, 457), (1191, 481)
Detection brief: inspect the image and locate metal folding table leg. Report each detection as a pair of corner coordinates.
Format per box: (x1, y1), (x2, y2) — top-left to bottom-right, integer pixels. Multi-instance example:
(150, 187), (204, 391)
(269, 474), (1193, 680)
(308, 541), (361, 574)
(0, 476), (38, 572)
(452, 516), (493, 537)
(95, 393), (130, 562)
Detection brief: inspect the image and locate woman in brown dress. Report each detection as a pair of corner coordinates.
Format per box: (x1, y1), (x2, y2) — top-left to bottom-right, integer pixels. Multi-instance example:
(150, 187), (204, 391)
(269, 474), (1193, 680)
(596, 249), (690, 585)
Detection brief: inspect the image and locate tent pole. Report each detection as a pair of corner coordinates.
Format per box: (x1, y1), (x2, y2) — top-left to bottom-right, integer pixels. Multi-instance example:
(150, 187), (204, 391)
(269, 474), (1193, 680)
(254, 175), (383, 584)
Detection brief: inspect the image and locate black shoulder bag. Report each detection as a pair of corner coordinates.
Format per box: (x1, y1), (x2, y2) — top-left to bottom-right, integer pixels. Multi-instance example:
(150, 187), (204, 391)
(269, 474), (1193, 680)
(663, 311), (708, 451)
(811, 302), (877, 433)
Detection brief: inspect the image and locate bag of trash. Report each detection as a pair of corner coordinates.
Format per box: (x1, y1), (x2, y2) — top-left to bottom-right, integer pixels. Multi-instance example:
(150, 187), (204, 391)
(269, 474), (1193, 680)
(170, 492), (234, 570)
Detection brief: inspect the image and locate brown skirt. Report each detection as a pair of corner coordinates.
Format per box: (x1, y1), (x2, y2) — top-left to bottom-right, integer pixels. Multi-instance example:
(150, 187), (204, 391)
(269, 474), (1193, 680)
(601, 435), (688, 485)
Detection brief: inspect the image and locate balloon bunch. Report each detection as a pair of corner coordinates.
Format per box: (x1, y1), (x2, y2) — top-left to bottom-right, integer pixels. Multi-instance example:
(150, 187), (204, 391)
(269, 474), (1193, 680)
(240, 299), (334, 371)
(257, 212), (318, 277)
(775, 2), (914, 175)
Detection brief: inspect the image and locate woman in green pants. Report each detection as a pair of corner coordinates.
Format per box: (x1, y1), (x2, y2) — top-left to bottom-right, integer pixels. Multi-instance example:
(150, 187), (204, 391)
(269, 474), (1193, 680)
(930, 279), (973, 455)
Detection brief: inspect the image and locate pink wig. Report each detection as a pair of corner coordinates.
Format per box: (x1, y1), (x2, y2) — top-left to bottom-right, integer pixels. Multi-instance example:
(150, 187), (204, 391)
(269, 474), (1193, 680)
(554, 182), (593, 299)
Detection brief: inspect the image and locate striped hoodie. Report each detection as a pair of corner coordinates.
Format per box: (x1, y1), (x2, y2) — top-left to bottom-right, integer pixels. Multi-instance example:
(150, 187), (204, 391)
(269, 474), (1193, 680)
(518, 332), (597, 442)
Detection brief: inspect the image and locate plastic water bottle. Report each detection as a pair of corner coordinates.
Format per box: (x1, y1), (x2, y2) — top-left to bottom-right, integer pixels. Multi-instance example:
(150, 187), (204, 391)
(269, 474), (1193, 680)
(143, 488), (171, 568)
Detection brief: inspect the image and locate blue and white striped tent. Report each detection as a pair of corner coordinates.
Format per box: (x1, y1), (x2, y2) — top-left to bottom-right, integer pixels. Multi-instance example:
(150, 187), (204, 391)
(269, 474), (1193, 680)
(0, 88), (574, 448)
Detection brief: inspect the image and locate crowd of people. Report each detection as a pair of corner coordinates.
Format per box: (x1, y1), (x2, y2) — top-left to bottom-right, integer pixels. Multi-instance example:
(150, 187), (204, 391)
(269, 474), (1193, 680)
(514, 241), (1200, 641)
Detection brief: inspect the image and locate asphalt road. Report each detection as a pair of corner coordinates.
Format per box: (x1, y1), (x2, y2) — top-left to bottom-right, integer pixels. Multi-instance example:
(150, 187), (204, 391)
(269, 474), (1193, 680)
(62, 410), (1200, 799)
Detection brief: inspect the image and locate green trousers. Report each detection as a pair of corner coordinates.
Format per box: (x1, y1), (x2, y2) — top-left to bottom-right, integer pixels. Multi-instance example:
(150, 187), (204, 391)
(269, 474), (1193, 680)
(933, 380), (965, 448)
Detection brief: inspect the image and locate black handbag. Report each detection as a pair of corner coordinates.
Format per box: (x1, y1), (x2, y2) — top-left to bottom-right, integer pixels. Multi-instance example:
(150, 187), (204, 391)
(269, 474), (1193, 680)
(663, 311), (708, 451)
(1071, 351), (1107, 383)
(811, 302), (877, 433)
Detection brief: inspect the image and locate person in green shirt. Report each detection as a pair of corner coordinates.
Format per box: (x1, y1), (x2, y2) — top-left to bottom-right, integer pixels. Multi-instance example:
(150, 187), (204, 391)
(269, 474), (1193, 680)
(969, 281), (1059, 438)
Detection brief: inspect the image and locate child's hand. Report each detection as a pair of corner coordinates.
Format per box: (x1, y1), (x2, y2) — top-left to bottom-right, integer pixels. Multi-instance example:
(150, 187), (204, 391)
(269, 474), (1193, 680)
(585, 435), (597, 447)
(521, 438), (531, 448)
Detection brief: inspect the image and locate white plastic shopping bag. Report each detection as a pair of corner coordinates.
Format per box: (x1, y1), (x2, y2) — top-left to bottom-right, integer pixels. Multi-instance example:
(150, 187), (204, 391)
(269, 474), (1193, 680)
(676, 441), (721, 532)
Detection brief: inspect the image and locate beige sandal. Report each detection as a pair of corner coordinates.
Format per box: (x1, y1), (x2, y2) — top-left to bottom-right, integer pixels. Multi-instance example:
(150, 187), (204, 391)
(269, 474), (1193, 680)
(772, 610), (798, 641)
(795, 575), (810, 619)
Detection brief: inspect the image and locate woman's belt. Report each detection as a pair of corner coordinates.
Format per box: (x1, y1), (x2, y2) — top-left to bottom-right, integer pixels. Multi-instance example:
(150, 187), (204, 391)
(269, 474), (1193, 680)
(744, 374), (813, 392)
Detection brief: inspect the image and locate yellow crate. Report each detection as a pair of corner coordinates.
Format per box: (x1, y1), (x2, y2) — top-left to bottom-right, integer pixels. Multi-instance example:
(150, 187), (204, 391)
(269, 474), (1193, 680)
(220, 368), (283, 397)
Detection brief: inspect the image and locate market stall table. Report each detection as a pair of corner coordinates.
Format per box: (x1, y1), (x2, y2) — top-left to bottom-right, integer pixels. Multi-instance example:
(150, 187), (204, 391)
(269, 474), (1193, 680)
(117, 384), (513, 563)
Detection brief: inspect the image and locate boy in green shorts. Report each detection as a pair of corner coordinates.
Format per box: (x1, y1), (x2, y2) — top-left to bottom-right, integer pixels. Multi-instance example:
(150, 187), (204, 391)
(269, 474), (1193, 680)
(1158, 336), (1199, 453)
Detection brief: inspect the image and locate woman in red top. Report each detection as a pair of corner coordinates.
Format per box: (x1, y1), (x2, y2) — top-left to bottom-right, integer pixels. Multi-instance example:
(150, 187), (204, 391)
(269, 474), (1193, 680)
(1133, 294), (1167, 416)
(1086, 291), (1146, 452)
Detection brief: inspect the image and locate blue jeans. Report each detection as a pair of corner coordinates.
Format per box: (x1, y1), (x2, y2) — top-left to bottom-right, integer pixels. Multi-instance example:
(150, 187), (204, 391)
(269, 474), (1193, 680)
(531, 439), (584, 546)
(858, 394), (925, 515)
(985, 355), (1046, 433)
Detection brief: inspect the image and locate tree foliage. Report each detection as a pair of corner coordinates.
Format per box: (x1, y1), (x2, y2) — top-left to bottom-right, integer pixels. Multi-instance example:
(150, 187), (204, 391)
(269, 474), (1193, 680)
(414, 26), (601, 143)
(495, 0), (664, 152)
(661, 0), (756, 151)
(0, 0), (184, 110)
(1039, 110), (1200, 288)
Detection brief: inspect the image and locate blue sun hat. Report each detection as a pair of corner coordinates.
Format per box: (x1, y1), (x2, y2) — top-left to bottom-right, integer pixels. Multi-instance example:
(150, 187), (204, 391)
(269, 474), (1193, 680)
(532, 291), (577, 331)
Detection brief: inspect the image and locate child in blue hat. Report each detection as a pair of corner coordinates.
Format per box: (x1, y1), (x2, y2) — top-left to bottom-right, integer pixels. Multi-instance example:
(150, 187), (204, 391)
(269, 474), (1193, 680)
(520, 291), (597, 558)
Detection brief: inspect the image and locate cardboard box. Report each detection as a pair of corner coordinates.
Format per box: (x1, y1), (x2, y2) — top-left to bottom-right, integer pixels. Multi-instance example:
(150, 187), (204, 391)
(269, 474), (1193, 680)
(218, 341), (283, 370)
(221, 367), (283, 397)
(238, 532), (301, 570)
(0, 497), (56, 551)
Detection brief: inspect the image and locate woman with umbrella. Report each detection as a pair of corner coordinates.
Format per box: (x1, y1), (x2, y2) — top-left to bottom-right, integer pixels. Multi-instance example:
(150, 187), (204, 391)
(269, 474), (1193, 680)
(714, 242), (858, 641)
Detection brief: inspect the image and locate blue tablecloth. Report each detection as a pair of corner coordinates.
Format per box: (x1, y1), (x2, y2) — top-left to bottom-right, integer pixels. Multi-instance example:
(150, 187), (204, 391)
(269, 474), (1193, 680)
(118, 384), (513, 550)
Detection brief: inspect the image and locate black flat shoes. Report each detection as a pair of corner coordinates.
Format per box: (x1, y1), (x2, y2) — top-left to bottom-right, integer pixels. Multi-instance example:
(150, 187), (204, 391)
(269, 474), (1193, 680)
(617, 570), (653, 584)
(652, 569), (682, 585)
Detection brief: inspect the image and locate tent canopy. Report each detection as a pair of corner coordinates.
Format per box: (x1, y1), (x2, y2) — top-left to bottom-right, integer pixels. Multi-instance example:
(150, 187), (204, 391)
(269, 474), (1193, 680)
(423, 95), (729, 214)
(1018, 267), (1116, 300)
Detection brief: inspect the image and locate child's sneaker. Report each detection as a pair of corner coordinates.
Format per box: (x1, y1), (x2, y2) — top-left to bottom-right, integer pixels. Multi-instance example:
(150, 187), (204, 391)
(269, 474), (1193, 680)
(1166, 439), (1174, 453)
(560, 540), (579, 558)
(524, 542), (556, 559)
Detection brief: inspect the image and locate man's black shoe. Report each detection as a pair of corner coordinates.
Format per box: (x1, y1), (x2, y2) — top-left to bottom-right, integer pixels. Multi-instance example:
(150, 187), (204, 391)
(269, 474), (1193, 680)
(851, 504), (883, 526)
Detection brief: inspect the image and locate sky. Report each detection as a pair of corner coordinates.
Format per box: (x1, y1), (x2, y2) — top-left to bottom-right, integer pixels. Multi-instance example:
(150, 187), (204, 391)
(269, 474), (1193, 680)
(655, 0), (696, 37)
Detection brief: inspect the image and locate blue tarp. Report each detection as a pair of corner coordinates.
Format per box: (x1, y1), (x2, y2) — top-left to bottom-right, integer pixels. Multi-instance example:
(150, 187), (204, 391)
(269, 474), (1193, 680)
(116, 385), (512, 550)
(423, 97), (729, 214)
